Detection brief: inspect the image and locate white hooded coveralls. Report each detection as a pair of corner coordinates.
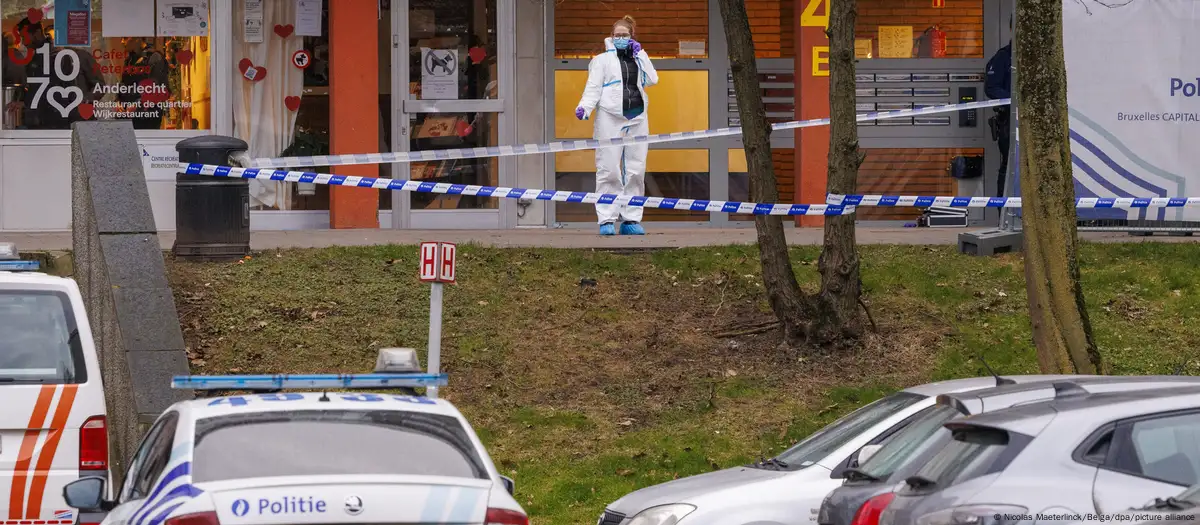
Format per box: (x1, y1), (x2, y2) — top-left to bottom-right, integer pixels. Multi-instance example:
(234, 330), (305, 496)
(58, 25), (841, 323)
(576, 37), (659, 224)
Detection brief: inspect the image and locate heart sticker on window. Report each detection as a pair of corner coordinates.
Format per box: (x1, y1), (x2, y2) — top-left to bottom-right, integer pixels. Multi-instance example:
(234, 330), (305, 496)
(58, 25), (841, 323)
(238, 58), (267, 82)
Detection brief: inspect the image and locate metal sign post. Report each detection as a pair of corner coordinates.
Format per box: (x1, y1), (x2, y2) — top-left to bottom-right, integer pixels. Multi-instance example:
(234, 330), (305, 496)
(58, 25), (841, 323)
(418, 242), (457, 398)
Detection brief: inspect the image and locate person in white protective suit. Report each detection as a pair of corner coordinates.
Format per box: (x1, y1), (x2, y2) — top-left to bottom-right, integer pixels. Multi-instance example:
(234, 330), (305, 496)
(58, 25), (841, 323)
(575, 15), (659, 236)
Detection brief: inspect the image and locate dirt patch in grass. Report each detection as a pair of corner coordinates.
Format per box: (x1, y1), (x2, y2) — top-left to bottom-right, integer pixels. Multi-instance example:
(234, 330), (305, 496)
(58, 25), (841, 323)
(167, 242), (1199, 523)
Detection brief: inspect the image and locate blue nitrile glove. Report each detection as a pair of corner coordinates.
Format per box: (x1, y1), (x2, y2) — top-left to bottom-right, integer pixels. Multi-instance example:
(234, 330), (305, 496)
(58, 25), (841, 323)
(630, 39), (642, 55)
(576, 107), (586, 120)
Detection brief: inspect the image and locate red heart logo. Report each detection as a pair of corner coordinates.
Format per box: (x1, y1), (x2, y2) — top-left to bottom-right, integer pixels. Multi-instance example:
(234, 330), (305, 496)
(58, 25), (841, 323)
(284, 96), (301, 111)
(238, 58), (252, 74)
(274, 24), (294, 38)
(27, 8), (42, 24)
(78, 103), (94, 120)
(468, 47), (486, 63)
(176, 49), (193, 65)
(139, 79), (170, 104)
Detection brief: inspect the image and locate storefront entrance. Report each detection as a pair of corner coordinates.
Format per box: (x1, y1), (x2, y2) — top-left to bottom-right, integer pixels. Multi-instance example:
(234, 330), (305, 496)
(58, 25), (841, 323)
(387, 0), (514, 230)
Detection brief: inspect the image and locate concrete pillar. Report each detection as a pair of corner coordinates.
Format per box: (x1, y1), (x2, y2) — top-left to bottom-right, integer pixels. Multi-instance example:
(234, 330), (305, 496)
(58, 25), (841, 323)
(514, 0), (548, 227)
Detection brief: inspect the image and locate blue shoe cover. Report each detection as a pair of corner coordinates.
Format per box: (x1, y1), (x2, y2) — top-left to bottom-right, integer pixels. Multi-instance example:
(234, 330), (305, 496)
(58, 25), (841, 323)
(599, 223), (616, 236)
(620, 222), (645, 235)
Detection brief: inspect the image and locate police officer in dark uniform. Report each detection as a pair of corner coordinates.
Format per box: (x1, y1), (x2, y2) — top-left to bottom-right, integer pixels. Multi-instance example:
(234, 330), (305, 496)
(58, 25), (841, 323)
(985, 15), (1013, 197)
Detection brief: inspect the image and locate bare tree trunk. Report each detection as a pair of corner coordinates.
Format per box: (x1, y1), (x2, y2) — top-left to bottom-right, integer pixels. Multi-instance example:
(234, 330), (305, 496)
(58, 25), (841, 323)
(718, 0), (809, 343)
(811, 0), (865, 344)
(1016, 0), (1102, 374)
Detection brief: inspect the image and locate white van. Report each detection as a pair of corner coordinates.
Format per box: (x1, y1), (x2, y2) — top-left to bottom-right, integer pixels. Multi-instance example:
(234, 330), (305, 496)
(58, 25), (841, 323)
(0, 244), (108, 525)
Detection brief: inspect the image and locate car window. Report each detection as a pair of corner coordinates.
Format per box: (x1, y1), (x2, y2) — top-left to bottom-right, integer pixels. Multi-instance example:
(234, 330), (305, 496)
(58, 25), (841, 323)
(120, 413), (175, 502)
(0, 290), (86, 384)
(131, 413), (179, 500)
(776, 392), (925, 468)
(192, 410), (488, 482)
(901, 426), (1029, 492)
(1127, 412), (1200, 487)
(859, 405), (959, 479)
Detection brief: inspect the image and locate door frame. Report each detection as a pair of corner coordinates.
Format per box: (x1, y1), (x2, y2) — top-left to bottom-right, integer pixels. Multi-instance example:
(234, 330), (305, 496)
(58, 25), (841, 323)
(389, 0), (516, 229)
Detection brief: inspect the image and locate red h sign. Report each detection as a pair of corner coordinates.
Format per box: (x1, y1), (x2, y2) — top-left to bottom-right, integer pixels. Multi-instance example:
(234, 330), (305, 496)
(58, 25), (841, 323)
(419, 242), (457, 283)
(439, 243), (457, 283)
(419, 242), (440, 282)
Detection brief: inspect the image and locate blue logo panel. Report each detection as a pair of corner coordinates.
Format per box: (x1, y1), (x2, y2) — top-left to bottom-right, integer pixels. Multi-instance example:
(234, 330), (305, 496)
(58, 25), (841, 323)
(232, 499), (250, 517)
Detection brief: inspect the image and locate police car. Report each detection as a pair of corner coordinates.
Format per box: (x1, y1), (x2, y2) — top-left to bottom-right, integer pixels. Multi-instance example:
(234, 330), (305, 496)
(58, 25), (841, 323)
(0, 243), (109, 525)
(59, 348), (529, 525)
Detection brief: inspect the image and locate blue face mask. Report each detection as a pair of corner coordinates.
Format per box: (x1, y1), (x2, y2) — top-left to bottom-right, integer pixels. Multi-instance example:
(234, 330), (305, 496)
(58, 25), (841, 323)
(613, 37), (630, 50)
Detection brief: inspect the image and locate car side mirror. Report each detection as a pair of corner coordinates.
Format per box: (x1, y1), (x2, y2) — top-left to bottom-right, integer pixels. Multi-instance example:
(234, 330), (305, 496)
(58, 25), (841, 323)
(63, 477), (112, 511)
(500, 475), (515, 495)
(856, 444), (882, 467)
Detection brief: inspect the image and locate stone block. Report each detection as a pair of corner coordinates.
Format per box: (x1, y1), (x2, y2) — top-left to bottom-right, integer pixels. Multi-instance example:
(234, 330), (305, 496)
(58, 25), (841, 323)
(72, 121), (144, 180)
(110, 287), (185, 353)
(125, 351), (191, 417)
(98, 234), (170, 289)
(90, 177), (157, 234)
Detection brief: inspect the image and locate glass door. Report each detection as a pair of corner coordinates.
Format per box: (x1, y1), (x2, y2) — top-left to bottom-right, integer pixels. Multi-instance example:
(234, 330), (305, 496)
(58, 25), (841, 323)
(390, 0), (512, 229)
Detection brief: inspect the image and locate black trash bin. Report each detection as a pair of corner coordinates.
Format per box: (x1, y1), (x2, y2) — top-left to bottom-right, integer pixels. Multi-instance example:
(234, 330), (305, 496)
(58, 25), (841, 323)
(174, 136), (251, 261)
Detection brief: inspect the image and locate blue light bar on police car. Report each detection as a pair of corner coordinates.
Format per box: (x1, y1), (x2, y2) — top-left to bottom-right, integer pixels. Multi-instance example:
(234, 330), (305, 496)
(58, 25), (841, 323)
(171, 373), (448, 390)
(0, 260), (40, 271)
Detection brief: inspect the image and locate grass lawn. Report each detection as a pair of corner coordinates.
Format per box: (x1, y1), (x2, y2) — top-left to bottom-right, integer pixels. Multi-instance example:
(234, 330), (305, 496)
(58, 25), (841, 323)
(167, 242), (1200, 524)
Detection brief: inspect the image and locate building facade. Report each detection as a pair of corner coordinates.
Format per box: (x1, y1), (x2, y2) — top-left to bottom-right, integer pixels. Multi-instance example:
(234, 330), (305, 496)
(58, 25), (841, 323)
(0, 0), (1013, 233)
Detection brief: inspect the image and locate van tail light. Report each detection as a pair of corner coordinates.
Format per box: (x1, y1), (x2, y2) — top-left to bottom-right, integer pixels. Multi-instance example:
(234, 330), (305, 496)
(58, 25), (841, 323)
(485, 508), (529, 525)
(164, 512), (220, 525)
(850, 492), (896, 525)
(79, 416), (107, 471)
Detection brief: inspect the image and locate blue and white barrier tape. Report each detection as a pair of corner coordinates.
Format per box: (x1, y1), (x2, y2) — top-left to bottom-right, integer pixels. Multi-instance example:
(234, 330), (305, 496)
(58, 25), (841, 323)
(182, 163), (857, 216)
(250, 98), (1012, 169)
(827, 194), (1200, 209)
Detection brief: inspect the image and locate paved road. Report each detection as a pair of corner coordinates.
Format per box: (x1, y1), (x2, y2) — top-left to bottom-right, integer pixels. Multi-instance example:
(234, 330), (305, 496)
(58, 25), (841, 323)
(5, 227), (1197, 251)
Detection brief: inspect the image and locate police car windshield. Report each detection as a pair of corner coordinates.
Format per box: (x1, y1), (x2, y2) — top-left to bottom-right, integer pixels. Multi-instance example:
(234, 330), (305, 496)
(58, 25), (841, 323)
(192, 410), (489, 483)
(0, 290), (85, 384)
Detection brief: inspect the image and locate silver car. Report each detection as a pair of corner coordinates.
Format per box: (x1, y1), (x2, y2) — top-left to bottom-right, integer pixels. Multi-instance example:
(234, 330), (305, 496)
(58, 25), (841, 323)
(597, 375), (1080, 525)
(878, 385), (1200, 525)
(818, 376), (1200, 525)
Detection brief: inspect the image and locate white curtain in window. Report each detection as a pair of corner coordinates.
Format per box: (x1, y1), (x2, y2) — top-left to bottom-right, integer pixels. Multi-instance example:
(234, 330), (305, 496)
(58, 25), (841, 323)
(232, 0), (302, 210)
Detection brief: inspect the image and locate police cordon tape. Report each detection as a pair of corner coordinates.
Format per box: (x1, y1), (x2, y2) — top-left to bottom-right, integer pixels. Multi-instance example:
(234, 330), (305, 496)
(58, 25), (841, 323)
(180, 162), (857, 216)
(826, 194), (1200, 209)
(249, 98), (1013, 169)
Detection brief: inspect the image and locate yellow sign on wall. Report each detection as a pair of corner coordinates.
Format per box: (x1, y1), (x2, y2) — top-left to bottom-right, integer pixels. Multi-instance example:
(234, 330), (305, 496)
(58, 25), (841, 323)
(878, 26), (913, 58)
(812, 46), (829, 77)
(855, 39), (873, 59)
(800, 0), (829, 28)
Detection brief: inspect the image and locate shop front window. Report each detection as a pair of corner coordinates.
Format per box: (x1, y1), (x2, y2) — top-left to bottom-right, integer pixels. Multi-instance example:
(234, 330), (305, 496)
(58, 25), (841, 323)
(2, 0), (212, 131)
(855, 0), (984, 59)
(408, 112), (499, 210)
(408, 0), (496, 101)
(232, 0), (391, 212)
(553, 0), (708, 59)
(555, 149), (710, 223)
